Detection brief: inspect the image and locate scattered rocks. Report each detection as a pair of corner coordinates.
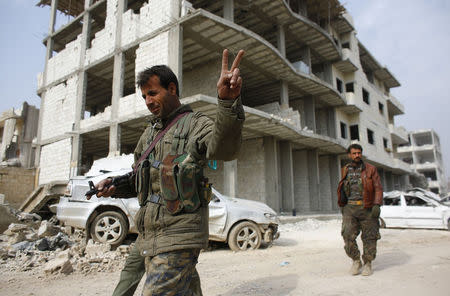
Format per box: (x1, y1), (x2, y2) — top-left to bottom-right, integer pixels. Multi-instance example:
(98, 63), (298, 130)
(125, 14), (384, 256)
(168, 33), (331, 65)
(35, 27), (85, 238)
(1, 216), (130, 276)
(38, 220), (59, 238)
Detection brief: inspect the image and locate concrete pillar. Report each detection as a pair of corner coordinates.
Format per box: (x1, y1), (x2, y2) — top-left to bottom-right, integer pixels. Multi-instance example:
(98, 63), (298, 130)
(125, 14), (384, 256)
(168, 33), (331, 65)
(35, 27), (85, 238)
(168, 25), (183, 96)
(277, 25), (286, 57)
(303, 96), (316, 132)
(293, 150), (310, 213)
(35, 0), (59, 168)
(280, 81), (289, 109)
(327, 107), (337, 138)
(318, 156), (332, 212)
(0, 118), (16, 161)
(223, 160), (237, 197)
(323, 63), (333, 85)
(300, 47), (311, 74)
(223, 0), (234, 22)
(70, 0), (93, 177)
(298, 0), (308, 16)
(307, 149), (319, 211)
(378, 168), (386, 190)
(264, 137), (280, 212)
(329, 155), (340, 211)
(385, 171), (394, 191)
(109, 0), (126, 156)
(280, 141), (295, 214)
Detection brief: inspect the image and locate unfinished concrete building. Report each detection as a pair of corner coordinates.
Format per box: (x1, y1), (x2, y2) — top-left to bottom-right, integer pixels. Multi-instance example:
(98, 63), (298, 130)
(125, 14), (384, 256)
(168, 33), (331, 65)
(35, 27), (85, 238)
(35, 0), (412, 214)
(396, 129), (447, 195)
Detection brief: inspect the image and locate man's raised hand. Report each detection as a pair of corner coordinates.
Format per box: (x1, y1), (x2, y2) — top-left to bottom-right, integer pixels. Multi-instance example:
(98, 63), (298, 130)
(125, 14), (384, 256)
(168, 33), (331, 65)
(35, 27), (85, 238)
(217, 49), (245, 100)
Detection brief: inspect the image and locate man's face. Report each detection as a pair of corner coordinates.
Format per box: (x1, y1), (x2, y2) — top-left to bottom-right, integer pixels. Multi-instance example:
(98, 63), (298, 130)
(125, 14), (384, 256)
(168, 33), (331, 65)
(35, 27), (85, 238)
(140, 75), (178, 118)
(348, 148), (362, 163)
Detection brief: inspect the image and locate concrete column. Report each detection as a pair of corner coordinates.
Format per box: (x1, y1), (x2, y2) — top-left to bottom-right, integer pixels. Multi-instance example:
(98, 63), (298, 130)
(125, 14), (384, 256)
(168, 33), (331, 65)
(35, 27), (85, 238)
(264, 137), (280, 212)
(168, 25), (183, 96)
(378, 168), (386, 190)
(70, 0), (93, 177)
(300, 47), (311, 74)
(303, 96), (316, 132)
(385, 171), (394, 191)
(223, 0), (234, 22)
(329, 155), (340, 211)
(0, 118), (16, 161)
(293, 150), (310, 213)
(323, 63), (333, 85)
(223, 160), (237, 197)
(280, 141), (295, 214)
(277, 25), (286, 57)
(280, 81), (289, 109)
(307, 149), (319, 211)
(109, 0), (126, 156)
(327, 107), (337, 138)
(35, 0), (59, 168)
(318, 156), (332, 212)
(298, 0), (308, 16)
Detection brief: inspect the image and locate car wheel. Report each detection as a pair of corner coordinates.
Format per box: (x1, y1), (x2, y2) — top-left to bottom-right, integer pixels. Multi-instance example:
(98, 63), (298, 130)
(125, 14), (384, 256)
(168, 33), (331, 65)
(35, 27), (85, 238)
(90, 211), (128, 247)
(379, 218), (386, 228)
(228, 221), (262, 251)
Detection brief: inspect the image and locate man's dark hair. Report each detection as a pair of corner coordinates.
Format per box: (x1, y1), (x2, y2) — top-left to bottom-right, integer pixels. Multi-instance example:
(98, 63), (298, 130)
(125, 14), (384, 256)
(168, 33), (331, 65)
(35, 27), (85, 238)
(347, 143), (363, 153)
(137, 65), (179, 96)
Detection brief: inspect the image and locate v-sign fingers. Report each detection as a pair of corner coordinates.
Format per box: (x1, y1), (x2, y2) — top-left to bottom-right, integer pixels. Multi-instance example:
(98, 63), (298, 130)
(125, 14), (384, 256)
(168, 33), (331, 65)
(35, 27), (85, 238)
(230, 49), (245, 71)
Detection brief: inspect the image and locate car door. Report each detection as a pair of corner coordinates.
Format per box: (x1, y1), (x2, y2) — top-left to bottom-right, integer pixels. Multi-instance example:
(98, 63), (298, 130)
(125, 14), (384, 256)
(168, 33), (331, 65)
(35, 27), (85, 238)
(208, 192), (228, 238)
(381, 193), (407, 227)
(404, 195), (443, 228)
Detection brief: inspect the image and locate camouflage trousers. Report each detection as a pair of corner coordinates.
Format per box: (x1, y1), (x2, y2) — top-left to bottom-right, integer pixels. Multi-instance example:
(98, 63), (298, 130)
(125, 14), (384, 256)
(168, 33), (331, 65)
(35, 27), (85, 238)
(142, 249), (202, 296)
(341, 204), (381, 263)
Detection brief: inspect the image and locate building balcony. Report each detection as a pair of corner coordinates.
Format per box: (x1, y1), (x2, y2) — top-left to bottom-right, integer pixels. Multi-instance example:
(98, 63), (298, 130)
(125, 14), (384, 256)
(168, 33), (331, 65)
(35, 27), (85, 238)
(394, 159), (413, 173)
(428, 181), (440, 188)
(389, 124), (408, 145)
(339, 92), (362, 114)
(334, 48), (358, 73)
(415, 162), (438, 171)
(387, 95), (405, 116)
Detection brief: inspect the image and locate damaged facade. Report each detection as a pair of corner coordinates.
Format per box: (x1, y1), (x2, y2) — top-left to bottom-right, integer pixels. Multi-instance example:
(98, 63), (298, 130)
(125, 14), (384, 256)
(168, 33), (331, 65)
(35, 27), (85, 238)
(35, 0), (413, 214)
(396, 129), (448, 195)
(0, 102), (39, 208)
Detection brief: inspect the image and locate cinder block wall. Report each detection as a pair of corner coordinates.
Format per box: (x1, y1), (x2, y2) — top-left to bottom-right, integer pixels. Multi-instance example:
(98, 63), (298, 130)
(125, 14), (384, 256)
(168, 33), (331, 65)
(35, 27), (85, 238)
(0, 167), (36, 209)
(39, 138), (72, 184)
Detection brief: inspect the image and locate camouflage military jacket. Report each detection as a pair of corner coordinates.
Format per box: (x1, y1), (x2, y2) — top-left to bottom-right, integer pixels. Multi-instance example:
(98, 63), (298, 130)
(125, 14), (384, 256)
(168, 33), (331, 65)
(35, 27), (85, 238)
(114, 98), (245, 256)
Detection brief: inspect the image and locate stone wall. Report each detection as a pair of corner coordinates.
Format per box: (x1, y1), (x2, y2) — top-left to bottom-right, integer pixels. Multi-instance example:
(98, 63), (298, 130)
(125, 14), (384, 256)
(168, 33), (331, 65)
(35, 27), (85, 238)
(0, 167), (36, 209)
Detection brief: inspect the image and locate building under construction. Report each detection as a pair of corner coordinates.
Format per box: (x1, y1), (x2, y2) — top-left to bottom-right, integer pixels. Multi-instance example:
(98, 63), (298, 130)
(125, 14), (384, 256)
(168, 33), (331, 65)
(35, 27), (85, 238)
(35, 0), (414, 214)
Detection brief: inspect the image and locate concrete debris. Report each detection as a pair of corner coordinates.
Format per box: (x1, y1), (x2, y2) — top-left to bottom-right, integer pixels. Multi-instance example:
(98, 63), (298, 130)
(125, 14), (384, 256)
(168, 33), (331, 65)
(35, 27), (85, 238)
(38, 220), (60, 238)
(0, 217), (132, 276)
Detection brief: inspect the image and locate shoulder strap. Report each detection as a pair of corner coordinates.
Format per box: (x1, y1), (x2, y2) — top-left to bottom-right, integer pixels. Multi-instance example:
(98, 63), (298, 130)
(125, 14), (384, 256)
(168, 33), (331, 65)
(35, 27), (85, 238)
(133, 112), (189, 174)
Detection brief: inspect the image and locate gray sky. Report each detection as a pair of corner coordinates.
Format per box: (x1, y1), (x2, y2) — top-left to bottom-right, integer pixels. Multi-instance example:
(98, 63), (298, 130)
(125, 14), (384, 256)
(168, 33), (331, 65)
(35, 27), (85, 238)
(1, 1), (449, 179)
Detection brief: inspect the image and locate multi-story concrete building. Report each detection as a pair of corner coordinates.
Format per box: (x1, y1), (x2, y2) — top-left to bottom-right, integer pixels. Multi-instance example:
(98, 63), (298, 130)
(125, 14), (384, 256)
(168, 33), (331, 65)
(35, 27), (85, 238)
(396, 129), (447, 195)
(35, 0), (412, 214)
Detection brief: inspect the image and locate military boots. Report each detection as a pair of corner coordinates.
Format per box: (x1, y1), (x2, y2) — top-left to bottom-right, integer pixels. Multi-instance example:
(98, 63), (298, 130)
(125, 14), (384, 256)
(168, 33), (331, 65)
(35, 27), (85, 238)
(361, 261), (372, 276)
(349, 259), (362, 275)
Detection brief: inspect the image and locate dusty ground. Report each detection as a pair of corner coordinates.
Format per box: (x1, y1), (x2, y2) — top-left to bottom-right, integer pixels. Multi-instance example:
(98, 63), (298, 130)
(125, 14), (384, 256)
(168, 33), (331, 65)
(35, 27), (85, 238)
(1, 219), (450, 296)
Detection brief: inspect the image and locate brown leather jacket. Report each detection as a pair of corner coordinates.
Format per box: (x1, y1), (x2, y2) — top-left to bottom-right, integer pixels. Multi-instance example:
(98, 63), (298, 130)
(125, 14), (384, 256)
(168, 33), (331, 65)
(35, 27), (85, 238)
(337, 161), (383, 208)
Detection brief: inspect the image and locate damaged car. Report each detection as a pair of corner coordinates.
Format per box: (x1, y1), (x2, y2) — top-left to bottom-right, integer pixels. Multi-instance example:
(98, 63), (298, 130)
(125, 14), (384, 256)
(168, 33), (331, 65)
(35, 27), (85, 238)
(55, 171), (280, 251)
(381, 190), (450, 230)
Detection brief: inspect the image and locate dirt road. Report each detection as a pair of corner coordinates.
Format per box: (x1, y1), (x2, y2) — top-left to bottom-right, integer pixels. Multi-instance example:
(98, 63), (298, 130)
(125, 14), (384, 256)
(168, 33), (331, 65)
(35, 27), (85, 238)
(2, 219), (450, 296)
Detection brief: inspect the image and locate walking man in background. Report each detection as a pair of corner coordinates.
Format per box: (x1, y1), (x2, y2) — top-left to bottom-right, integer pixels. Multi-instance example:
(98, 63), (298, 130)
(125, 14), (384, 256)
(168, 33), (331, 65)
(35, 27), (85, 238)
(337, 143), (383, 276)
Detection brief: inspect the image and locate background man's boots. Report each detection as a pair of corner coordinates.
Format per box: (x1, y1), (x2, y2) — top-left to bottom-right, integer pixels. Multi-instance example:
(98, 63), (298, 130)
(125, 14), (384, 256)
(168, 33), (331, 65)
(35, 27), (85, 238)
(361, 261), (372, 276)
(350, 259), (362, 275)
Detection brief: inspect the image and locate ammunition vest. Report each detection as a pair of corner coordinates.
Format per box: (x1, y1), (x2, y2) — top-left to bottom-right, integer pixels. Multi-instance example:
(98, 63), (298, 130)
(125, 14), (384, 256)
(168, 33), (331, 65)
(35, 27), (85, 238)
(134, 112), (211, 214)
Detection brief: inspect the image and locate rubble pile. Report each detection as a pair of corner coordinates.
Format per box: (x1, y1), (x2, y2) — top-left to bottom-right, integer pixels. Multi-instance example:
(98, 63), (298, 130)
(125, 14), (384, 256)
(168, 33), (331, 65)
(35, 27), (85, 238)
(0, 212), (130, 276)
(279, 218), (341, 233)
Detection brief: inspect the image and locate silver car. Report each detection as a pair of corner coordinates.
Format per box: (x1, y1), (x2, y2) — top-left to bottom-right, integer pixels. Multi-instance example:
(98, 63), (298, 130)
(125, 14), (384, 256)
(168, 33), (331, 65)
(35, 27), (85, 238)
(56, 171), (280, 251)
